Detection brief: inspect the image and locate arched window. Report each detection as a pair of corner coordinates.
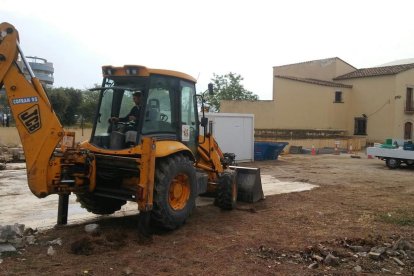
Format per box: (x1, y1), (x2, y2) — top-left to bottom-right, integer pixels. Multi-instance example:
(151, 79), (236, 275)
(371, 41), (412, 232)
(404, 122), (413, 140)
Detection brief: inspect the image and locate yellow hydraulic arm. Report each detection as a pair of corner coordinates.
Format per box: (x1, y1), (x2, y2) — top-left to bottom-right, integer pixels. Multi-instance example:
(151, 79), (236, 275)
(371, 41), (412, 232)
(0, 22), (95, 198)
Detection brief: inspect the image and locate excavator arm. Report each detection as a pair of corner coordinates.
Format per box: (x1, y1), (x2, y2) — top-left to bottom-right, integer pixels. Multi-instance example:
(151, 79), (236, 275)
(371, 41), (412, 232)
(0, 22), (95, 198)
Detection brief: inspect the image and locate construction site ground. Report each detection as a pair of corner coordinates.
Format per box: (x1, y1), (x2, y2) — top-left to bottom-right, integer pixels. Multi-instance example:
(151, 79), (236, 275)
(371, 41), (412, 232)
(1, 153), (414, 275)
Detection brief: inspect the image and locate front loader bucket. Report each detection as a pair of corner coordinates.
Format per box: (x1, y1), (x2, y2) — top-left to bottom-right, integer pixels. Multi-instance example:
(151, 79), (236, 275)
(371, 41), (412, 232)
(231, 166), (264, 203)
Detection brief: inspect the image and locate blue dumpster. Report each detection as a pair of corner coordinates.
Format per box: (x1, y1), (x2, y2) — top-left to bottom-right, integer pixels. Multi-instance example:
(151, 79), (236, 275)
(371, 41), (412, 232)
(254, 142), (289, 161)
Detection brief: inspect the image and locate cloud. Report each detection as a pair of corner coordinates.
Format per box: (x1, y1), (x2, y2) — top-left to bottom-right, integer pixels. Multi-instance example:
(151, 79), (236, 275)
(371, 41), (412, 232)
(2, 0), (414, 99)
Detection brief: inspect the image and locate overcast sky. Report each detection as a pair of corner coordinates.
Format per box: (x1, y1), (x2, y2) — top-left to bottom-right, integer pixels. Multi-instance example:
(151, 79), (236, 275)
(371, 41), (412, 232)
(2, 0), (414, 100)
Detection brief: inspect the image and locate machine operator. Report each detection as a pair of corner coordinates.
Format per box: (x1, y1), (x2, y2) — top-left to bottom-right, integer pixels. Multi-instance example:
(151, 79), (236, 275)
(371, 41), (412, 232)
(110, 91), (142, 124)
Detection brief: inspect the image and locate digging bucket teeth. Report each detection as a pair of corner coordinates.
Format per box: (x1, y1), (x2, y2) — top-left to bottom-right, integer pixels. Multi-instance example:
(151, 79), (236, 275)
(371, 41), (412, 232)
(230, 166), (264, 203)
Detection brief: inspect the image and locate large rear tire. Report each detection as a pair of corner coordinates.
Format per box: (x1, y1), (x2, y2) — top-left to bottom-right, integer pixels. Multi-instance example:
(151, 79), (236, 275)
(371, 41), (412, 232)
(215, 172), (237, 210)
(151, 153), (196, 230)
(76, 193), (126, 215)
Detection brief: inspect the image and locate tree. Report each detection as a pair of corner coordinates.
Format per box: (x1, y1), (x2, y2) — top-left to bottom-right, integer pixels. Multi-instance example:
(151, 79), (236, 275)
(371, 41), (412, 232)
(46, 88), (70, 123)
(46, 87), (83, 126)
(79, 90), (99, 124)
(204, 72), (259, 112)
(63, 88), (83, 125)
(0, 94), (8, 108)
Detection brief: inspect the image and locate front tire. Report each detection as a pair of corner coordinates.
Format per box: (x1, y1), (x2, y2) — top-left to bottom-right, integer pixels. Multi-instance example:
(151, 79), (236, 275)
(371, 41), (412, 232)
(215, 172), (237, 210)
(386, 158), (400, 169)
(151, 153), (196, 230)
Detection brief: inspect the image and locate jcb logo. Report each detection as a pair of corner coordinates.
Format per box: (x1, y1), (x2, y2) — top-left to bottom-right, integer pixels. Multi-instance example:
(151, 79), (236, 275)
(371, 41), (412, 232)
(19, 105), (41, 133)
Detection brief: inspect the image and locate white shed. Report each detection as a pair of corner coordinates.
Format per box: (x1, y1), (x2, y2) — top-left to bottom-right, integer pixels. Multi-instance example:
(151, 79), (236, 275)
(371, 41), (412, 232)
(200, 113), (254, 162)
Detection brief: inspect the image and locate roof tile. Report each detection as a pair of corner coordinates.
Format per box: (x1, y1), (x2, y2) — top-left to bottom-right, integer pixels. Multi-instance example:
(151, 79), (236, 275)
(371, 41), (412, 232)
(334, 63), (414, 80)
(275, 75), (353, 88)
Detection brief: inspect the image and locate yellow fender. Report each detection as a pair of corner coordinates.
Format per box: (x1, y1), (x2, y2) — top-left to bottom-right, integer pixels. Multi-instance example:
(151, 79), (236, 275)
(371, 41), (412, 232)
(154, 140), (194, 160)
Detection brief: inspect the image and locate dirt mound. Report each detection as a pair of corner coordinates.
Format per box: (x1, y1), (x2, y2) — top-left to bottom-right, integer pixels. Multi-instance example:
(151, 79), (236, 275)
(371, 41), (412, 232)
(70, 231), (129, 255)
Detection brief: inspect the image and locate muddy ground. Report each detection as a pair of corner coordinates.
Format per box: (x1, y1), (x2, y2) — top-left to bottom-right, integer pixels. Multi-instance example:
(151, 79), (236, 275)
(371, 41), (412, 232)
(1, 153), (414, 275)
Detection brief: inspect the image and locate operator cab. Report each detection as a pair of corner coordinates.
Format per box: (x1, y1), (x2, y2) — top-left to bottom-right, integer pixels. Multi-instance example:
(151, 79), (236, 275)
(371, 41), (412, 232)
(90, 65), (198, 153)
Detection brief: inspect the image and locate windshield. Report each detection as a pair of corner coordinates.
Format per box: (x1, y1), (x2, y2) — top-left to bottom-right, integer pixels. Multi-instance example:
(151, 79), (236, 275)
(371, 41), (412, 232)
(91, 84), (144, 149)
(90, 74), (197, 150)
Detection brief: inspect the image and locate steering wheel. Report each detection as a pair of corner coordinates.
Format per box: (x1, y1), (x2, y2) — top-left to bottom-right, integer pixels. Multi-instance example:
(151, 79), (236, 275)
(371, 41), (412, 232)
(113, 121), (135, 132)
(160, 113), (168, 122)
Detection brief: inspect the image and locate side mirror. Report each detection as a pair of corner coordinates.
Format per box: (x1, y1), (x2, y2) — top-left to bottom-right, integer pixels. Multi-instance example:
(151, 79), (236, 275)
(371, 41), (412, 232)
(200, 117), (208, 127)
(208, 83), (214, 95)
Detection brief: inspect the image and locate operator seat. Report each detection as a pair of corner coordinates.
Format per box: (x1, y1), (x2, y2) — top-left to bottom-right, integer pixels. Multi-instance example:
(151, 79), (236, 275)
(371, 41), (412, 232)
(146, 98), (160, 122)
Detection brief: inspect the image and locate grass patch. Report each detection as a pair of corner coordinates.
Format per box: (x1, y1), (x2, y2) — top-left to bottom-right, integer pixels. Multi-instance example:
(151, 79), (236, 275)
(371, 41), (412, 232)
(377, 209), (414, 226)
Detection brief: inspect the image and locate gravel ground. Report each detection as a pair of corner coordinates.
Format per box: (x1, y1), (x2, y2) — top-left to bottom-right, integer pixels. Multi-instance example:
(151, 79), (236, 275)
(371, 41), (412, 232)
(0, 153), (413, 275)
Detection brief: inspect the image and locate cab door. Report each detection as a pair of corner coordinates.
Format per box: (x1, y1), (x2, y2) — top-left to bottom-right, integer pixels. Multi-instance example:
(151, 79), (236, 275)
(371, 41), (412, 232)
(141, 76), (178, 138)
(180, 80), (198, 153)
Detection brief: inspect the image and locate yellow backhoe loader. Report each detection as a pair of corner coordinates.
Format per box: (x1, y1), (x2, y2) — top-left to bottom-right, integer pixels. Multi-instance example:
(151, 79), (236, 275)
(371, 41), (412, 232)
(0, 22), (263, 231)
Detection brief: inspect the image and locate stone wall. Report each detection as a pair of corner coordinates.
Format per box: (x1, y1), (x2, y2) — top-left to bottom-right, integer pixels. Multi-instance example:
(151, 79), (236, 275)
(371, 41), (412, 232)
(255, 128), (367, 151)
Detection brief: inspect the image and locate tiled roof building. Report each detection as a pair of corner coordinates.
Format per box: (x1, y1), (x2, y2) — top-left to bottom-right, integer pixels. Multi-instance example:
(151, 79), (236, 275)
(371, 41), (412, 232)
(221, 57), (414, 144)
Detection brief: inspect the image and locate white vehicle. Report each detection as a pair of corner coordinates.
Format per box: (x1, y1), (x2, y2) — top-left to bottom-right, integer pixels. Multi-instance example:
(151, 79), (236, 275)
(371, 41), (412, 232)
(367, 145), (414, 169)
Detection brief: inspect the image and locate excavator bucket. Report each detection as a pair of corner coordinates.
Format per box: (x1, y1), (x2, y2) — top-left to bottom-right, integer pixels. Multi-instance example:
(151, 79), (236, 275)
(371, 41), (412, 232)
(231, 166), (264, 203)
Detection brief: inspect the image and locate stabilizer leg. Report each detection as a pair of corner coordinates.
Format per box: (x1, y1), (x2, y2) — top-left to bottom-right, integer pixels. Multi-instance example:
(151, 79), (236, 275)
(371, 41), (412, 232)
(137, 211), (152, 243)
(57, 194), (69, 225)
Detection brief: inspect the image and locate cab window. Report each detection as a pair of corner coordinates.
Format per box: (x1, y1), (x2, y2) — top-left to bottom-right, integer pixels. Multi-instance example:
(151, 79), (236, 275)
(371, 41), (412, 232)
(142, 76), (176, 134)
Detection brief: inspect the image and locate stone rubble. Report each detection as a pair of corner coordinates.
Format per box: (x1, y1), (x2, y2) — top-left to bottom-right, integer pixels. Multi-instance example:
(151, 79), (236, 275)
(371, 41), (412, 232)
(353, 265), (362, 272)
(324, 253), (339, 266)
(381, 268), (391, 273)
(308, 262), (318, 269)
(246, 235), (414, 274)
(393, 238), (414, 251)
(47, 238), (63, 246)
(0, 224), (25, 242)
(84, 224), (100, 236)
(47, 246), (56, 256)
(0, 244), (16, 253)
(392, 257), (405, 266)
(26, 236), (36, 245)
(368, 251), (382, 260)
(312, 254), (324, 262)
(0, 224), (38, 256)
(0, 147), (25, 166)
